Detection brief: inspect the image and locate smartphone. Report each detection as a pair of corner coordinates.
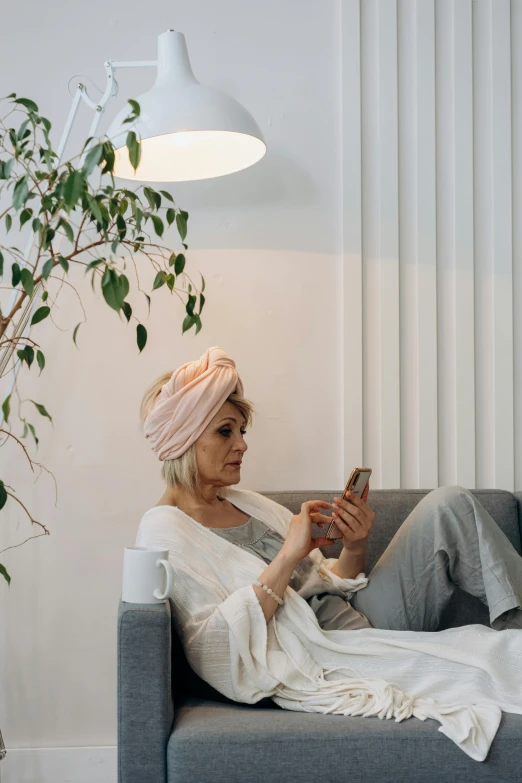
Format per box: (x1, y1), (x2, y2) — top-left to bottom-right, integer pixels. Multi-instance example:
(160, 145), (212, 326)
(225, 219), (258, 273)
(325, 467), (372, 540)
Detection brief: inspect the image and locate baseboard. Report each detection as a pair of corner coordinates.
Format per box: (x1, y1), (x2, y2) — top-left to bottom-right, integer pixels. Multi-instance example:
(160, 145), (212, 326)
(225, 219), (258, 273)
(0, 746), (117, 783)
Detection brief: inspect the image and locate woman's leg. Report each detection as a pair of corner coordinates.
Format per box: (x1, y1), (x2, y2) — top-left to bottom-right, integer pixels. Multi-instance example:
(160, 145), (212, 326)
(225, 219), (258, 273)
(350, 485), (522, 631)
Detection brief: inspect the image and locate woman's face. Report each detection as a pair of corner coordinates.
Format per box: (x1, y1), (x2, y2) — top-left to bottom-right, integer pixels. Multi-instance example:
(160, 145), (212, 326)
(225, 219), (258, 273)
(195, 401), (248, 488)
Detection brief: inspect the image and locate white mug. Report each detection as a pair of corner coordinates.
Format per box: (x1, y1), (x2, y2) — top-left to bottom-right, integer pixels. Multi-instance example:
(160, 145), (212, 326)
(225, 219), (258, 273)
(122, 547), (174, 604)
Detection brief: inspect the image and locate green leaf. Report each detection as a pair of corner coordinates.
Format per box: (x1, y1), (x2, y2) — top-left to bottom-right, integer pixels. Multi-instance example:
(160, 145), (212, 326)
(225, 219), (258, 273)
(82, 143), (104, 177)
(200, 273), (205, 293)
(101, 267), (126, 312)
(27, 421), (38, 446)
(174, 253), (185, 275)
(87, 194), (103, 224)
(20, 207), (32, 228)
(166, 273), (175, 291)
(63, 170), (85, 208)
(137, 323), (147, 353)
(13, 176), (29, 210)
(168, 253), (177, 267)
(0, 251), (3, 278)
(37, 349), (45, 374)
(42, 226), (55, 251)
(5, 213), (12, 233)
(176, 212), (187, 241)
(58, 255), (69, 273)
(0, 562), (11, 587)
(119, 274), (129, 301)
(17, 119), (31, 141)
(122, 301), (132, 322)
(42, 258), (54, 280)
(42, 290), (48, 302)
(166, 207), (175, 226)
(159, 189), (174, 202)
(150, 215), (164, 237)
(143, 186), (156, 211)
(194, 313), (202, 335)
(85, 258), (103, 272)
(0, 481), (6, 511)
(101, 141), (115, 174)
(20, 268), (34, 297)
(143, 292), (151, 314)
(199, 292), (206, 312)
(72, 322), (81, 347)
(186, 293), (197, 316)
(152, 271), (166, 290)
(17, 345), (34, 367)
(58, 218), (74, 244)
(11, 262), (21, 287)
(116, 214), (126, 239)
(128, 99), (141, 116)
(182, 314), (195, 334)
(13, 97), (39, 113)
(31, 306), (50, 326)
(30, 400), (53, 423)
(126, 131), (141, 172)
(2, 394), (11, 423)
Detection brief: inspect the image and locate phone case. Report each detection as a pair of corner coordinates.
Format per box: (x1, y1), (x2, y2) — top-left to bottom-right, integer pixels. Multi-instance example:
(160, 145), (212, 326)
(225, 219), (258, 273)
(325, 467), (372, 540)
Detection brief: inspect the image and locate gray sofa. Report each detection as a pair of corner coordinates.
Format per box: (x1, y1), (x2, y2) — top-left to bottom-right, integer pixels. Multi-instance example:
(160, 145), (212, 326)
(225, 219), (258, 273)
(117, 488), (522, 783)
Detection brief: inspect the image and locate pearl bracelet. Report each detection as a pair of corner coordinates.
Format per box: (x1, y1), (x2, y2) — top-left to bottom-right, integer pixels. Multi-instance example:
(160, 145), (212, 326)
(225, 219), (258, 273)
(253, 579), (284, 606)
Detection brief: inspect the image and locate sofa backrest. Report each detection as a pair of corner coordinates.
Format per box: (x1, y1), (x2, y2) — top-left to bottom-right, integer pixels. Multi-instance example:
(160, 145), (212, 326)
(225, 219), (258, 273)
(172, 488), (522, 703)
(261, 489), (522, 570)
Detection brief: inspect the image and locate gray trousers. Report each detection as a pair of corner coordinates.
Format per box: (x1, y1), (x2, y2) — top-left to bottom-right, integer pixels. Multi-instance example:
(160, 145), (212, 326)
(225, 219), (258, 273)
(350, 485), (522, 632)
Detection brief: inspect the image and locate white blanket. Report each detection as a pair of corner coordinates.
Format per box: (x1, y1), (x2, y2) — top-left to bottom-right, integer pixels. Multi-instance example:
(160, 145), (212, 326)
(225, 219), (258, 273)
(135, 487), (522, 761)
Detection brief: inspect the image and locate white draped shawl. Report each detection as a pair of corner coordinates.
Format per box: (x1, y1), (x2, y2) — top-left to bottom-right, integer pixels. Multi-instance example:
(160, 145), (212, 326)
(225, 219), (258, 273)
(134, 487), (522, 762)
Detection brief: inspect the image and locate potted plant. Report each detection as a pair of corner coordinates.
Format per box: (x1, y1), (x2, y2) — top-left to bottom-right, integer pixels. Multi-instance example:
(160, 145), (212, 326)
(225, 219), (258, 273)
(0, 94), (205, 586)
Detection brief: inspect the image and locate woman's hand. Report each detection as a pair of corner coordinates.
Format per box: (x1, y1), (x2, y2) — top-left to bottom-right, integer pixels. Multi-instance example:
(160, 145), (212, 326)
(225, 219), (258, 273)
(281, 500), (336, 564)
(331, 482), (375, 551)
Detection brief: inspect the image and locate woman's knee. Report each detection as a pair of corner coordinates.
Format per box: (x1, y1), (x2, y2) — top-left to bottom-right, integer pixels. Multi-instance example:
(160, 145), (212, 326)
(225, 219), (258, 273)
(419, 485), (473, 517)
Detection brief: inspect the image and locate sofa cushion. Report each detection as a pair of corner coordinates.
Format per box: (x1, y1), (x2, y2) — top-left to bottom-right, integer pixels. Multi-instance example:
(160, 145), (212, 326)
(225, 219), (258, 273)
(168, 697), (522, 783)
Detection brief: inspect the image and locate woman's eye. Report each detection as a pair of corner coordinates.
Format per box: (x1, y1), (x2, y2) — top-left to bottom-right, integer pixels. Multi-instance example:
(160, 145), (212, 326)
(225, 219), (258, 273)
(218, 429), (247, 437)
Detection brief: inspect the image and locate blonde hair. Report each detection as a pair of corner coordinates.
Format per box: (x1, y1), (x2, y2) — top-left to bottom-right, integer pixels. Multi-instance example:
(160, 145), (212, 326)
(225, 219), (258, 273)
(139, 370), (255, 499)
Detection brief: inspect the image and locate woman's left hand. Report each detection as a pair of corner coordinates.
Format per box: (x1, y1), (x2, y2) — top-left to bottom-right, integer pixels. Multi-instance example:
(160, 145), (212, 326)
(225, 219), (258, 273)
(331, 482), (375, 550)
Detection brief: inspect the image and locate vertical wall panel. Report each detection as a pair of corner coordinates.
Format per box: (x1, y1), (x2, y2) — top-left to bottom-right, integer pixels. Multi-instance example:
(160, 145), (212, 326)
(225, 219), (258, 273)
(342, 0), (364, 477)
(513, 0), (522, 492)
(361, 0), (401, 488)
(398, 0), (438, 487)
(436, 0), (476, 487)
(342, 0), (520, 490)
(473, 0), (514, 489)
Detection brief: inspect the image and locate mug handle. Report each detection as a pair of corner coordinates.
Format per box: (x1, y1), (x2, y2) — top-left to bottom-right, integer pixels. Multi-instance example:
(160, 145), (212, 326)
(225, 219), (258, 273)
(153, 559), (174, 600)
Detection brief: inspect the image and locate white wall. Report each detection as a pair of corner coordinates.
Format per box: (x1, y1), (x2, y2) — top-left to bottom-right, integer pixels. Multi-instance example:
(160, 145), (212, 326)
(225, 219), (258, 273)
(0, 0), (343, 750)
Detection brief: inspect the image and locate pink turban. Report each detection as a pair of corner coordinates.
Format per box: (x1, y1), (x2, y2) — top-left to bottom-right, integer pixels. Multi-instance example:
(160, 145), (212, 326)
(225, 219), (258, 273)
(143, 346), (245, 461)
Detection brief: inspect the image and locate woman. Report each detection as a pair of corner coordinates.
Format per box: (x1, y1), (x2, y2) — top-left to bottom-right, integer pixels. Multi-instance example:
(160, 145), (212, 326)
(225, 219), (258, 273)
(135, 346), (522, 762)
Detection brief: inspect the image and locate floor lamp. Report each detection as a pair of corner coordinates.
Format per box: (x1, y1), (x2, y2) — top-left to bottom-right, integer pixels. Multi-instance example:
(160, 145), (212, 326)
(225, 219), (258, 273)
(0, 28), (265, 420)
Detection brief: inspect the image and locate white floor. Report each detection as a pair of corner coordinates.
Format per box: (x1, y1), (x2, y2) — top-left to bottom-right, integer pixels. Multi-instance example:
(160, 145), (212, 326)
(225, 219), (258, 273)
(0, 747), (117, 783)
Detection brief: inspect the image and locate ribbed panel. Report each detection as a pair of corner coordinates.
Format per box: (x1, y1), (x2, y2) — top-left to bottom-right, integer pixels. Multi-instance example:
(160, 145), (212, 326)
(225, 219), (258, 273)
(342, 0), (520, 491)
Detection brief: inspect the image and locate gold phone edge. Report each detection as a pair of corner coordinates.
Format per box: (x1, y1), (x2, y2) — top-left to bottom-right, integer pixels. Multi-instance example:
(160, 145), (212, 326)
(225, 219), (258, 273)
(325, 467), (372, 541)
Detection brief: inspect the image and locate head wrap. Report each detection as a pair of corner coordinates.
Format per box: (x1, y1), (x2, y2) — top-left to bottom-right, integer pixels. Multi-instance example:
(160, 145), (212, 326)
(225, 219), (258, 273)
(143, 346), (245, 461)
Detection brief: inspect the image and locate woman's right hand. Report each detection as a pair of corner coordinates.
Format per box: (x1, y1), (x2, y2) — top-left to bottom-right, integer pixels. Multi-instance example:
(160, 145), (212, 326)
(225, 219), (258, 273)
(281, 500), (337, 564)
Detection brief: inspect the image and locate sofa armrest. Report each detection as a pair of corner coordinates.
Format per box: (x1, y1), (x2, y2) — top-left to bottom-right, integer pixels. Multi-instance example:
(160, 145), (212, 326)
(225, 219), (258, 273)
(118, 599), (174, 783)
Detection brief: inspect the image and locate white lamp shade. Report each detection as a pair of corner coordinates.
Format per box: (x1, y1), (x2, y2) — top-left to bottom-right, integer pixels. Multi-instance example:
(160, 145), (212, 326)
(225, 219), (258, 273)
(106, 31), (266, 182)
